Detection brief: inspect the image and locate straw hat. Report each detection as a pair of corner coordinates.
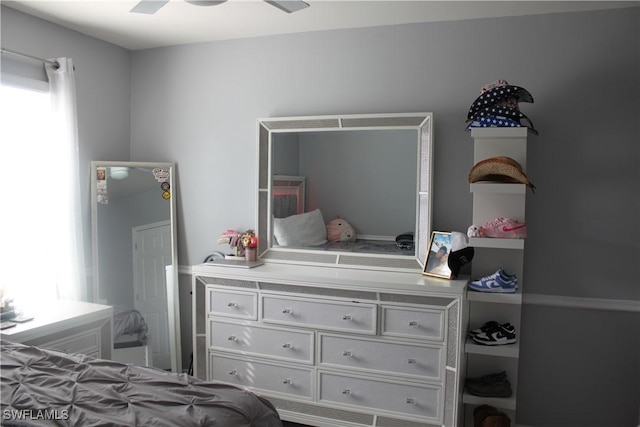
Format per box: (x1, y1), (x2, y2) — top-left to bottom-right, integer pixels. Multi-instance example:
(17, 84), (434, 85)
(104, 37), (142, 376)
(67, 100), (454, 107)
(468, 156), (535, 191)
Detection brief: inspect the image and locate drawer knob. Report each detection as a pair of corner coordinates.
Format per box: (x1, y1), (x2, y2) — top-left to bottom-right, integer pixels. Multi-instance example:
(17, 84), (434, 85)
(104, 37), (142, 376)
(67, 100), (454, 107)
(406, 398), (416, 405)
(408, 321), (418, 327)
(228, 370), (238, 376)
(342, 315), (352, 321)
(282, 343), (292, 349)
(227, 302), (238, 308)
(342, 351), (353, 358)
(227, 336), (238, 342)
(407, 358), (417, 364)
(282, 378), (293, 385)
(282, 308), (293, 315)
(342, 389), (352, 395)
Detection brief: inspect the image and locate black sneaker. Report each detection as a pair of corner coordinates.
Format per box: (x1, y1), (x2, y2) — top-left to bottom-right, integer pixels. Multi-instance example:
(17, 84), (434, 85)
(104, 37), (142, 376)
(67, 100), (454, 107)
(466, 380), (513, 398)
(465, 371), (507, 385)
(465, 372), (513, 398)
(469, 321), (514, 337)
(472, 323), (516, 345)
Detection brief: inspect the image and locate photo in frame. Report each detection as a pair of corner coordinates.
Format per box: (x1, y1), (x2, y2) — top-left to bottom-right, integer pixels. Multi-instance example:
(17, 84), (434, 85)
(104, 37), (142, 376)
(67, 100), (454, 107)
(422, 231), (453, 279)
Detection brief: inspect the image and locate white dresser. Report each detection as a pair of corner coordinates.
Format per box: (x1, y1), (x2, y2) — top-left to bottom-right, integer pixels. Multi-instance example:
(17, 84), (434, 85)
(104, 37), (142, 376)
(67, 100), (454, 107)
(0, 300), (113, 359)
(192, 263), (467, 427)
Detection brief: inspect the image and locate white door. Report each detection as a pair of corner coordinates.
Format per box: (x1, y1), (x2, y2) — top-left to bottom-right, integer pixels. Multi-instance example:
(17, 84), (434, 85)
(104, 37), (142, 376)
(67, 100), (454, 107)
(133, 220), (172, 370)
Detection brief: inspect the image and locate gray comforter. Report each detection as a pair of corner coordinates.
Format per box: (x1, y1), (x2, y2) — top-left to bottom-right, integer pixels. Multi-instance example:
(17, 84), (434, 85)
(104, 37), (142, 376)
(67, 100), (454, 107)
(0, 341), (283, 426)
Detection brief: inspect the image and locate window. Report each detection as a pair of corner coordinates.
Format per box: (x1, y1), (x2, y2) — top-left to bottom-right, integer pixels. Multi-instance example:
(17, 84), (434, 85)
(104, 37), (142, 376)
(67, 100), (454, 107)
(0, 83), (76, 307)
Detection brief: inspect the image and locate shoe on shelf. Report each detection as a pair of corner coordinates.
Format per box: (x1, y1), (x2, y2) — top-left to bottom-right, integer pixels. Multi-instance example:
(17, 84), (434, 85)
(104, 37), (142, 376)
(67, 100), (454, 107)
(483, 412), (511, 427)
(469, 269), (518, 293)
(472, 404), (512, 427)
(465, 371), (513, 398)
(466, 370), (507, 385)
(481, 217), (527, 239)
(472, 323), (516, 345)
(473, 404), (498, 427)
(497, 268), (518, 283)
(469, 321), (514, 338)
(469, 320), (501, 336)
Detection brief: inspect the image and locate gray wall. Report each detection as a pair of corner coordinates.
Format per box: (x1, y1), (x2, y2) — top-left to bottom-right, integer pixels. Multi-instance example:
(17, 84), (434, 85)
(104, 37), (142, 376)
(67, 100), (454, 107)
(2, 5), (639, 426)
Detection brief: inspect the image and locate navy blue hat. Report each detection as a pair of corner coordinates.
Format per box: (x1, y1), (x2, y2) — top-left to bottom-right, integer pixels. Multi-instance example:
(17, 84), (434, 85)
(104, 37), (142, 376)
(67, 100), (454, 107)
(466, 115), (521, 130)
(466, 109), (538, 135)
(468, 85), (534, 117)
(467, 105), (533, 123)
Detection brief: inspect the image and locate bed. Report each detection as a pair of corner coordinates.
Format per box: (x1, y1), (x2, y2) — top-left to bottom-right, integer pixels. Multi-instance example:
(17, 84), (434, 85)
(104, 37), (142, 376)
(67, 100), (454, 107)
(0, 340), (283, 427)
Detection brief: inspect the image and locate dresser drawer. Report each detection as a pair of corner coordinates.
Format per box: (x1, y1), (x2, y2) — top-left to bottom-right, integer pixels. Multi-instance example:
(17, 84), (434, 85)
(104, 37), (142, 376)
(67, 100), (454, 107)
(319, 334), (443, 381)
(262, 295), (376, 334)
(209, 353), (314, 400)
(208, 288), (257, 320)
(40, 329), (99, 355)
(319, 371), (441, 421)
(381, 305), (444, 341)
(209, 319), (314, 364)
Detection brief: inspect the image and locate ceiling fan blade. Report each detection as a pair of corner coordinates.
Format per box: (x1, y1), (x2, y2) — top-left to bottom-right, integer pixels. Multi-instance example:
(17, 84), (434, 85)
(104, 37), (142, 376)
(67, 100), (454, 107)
(264, 0), (310, 13)
(130, 0), (169, 14)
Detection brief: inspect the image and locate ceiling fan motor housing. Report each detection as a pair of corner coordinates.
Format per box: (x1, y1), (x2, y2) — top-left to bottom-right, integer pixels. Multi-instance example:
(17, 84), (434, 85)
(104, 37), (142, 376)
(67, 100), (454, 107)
(184, 0), (227, 6)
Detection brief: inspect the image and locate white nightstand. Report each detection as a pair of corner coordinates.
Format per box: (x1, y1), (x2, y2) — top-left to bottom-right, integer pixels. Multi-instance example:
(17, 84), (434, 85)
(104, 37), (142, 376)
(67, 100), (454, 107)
(0, 300), (113, 359)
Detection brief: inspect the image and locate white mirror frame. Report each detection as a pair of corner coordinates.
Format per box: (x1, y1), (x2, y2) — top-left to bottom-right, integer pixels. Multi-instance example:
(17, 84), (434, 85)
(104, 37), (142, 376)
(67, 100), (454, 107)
(256, 112), (433, 272)
(90, 161), (181, 373)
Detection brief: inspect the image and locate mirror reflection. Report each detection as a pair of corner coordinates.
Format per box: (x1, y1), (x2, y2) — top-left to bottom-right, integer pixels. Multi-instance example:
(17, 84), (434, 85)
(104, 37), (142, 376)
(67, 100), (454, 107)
(272, 129), (417, 253)
(91, 161), (180, 372)
(257, 113), (433, 271)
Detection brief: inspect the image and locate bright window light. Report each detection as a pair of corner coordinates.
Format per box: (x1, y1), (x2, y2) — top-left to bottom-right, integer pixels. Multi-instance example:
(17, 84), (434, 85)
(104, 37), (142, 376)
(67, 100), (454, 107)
(0, 83), (72, 308)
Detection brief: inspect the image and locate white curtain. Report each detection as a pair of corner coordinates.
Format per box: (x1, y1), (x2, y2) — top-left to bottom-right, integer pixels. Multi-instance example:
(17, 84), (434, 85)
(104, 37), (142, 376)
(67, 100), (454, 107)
(45, 57), (86, 301)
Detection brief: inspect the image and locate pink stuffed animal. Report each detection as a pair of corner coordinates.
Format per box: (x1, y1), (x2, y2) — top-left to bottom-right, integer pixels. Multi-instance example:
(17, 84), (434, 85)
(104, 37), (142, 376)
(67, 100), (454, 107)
(326, 217), (356, 242)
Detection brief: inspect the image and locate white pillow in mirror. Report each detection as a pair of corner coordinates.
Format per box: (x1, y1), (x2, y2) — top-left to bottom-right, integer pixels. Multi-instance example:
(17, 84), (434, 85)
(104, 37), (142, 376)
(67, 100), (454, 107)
(273, 209), (327, 247)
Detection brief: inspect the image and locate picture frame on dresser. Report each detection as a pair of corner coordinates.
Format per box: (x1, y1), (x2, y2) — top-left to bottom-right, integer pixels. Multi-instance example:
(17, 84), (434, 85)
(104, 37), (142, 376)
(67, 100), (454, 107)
(423, 231), (453, 279)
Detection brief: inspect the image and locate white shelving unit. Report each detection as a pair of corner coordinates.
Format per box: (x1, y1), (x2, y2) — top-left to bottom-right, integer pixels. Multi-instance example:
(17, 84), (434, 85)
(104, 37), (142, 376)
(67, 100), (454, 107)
(463, 127), (528, 425)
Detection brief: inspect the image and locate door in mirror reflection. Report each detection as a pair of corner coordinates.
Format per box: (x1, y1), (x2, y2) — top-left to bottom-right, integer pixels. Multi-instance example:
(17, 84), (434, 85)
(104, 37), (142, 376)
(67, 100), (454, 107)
(132, 221), (172, 368)
(91, 162), (180, 372)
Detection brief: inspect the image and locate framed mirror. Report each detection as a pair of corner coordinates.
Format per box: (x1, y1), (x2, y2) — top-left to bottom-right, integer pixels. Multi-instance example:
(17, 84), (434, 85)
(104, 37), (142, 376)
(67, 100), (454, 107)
(91, 161), (181, 373)
(257, 113), (433, 271)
